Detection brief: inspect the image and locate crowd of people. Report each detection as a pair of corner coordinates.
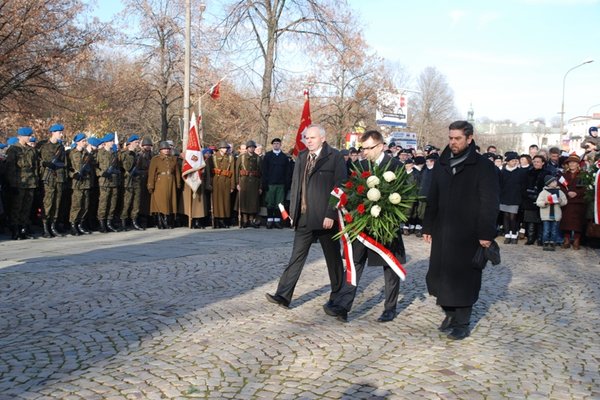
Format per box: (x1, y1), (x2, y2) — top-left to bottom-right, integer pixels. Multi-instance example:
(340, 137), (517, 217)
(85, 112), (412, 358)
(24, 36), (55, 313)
(0, 123), (598, 251)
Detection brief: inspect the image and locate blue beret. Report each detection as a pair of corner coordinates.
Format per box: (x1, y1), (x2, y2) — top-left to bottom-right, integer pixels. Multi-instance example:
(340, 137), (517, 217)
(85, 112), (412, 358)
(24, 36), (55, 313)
(73, 133), (87, 142)
(7, 137), (19, 145)
(70, 142), (76, 149)
(103, 132), (115, 142)
(17, 126), (33, 136)
(202, 148), (213, 155)
(88, 137), (103, 147)
(49, 124), (64, 132)
(127, 134), (140, 143)
(0, 143), (6, 149)
(29, 136), (37, 143)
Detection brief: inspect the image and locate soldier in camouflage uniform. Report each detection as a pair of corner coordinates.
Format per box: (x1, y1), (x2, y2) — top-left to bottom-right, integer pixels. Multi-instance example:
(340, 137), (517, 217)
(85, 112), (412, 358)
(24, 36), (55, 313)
(39, 124), (68, 237)
(5, 127), (39, 240)
(95, 133), (121, 233)
(119, 135), (144, 230)
(68, 133), (93, 236)
(235, 140), (262, 228)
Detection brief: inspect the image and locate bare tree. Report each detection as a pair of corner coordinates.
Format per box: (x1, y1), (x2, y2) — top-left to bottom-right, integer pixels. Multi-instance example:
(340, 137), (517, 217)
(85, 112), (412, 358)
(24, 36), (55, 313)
(411, 67), (458, 147)
(221, 0), (345, 146)
(0, 0), (105, 110)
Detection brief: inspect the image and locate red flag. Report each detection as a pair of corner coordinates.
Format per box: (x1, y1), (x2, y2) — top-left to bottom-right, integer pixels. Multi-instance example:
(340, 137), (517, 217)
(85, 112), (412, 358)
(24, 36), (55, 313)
(293, 89), (311, 156)
(182, 111), (205, 195)
(209, 81), (221, 99)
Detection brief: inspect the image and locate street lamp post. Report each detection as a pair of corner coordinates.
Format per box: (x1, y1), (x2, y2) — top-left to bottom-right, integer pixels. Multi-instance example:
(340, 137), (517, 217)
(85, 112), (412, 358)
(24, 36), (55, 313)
(559, 59), (594, 140)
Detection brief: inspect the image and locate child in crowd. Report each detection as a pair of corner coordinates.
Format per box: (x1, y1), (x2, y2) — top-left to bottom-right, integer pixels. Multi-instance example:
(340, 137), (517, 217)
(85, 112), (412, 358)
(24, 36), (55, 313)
(536, 175), (568, 251)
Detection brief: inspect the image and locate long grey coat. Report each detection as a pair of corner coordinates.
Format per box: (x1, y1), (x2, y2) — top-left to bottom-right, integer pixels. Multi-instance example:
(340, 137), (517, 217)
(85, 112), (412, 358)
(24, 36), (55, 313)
(422, 141), (499, 306)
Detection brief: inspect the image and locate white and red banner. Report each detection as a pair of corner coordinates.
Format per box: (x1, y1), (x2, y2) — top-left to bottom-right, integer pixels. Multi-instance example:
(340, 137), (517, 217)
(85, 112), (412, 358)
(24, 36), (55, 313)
(293, 90), (311, 156)
(595, 160), (600, 224)
(182, 111), (205, 195)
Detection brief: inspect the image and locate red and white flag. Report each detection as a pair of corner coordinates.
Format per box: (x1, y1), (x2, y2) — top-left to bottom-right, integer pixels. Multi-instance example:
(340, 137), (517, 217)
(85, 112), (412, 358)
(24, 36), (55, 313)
(182, 111), (205, 195)
(595, 160), (600, 224)
(558, 175), (568, 188)
(278, 203), (292, 225)
(293, 89), (311, 156)
(209, 81), (221, 99)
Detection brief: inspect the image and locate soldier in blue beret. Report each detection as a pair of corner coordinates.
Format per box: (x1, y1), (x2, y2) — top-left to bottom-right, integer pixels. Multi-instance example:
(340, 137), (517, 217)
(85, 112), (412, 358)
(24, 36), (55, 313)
(96, 133), (121, 232)
(40, 124), (67, 237)
(87, 137), (103, 148)
(69, 133), (93, 236)
(119, 135), (144, 230)
(0, 143), (6, 150)
(7, 137), (19, 146)
(5, 128), (39, 239)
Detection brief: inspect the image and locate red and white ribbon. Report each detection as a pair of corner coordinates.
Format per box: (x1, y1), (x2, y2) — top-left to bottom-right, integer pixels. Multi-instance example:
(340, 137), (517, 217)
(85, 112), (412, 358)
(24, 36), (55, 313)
(330, 187), (406, 285)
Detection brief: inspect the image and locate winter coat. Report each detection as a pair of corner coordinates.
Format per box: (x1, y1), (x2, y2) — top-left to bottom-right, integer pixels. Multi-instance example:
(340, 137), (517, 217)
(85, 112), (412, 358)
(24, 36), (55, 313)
(422, 141), (500, 307)
(521, 167), (546, 211)
(536, 187), (568, 221)
(499, 166), (526, 206)
(559, 170), (587, 232)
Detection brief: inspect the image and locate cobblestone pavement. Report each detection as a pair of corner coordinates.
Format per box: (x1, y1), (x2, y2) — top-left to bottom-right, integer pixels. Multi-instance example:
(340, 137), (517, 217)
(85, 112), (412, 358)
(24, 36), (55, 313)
(0, 227), (599, 399)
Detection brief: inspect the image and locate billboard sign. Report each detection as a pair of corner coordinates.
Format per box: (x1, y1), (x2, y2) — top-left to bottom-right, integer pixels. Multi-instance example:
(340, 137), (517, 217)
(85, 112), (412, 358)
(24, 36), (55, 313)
(376, 92), (408, 127)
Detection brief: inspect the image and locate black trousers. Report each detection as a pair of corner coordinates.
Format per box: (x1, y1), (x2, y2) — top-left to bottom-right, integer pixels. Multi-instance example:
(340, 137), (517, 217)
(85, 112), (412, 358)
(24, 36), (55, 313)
(275, 213), (344, 304)
(333, 242), (400, 313)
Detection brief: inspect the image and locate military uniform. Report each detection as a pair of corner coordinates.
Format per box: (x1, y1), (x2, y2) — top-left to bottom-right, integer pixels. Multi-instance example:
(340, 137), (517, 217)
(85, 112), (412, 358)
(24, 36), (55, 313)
(235, 142), (261, 227)
(137, 145), (153, 224)
(69, 144), (94, 234)
(148, 146), (181, 229)
(96, 145), (121, 232)
(40, 139), (67, 236)
(211, 146), (236, 228)
(5, 129), (39, 239)
(119, 147), (144, 230)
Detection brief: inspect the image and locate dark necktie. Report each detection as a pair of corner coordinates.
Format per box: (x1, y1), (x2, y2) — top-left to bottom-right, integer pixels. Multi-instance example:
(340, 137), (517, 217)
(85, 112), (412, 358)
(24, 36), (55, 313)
(301, 153), (316, 213)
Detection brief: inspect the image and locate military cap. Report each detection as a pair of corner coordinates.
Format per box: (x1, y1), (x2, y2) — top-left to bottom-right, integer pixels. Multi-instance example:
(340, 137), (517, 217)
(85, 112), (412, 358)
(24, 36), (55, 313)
(426, 153), (439, 161)
(349, 147), (359, 154)
(388, 141), (396, 147)
(271, 138), (281, 144)
(494, 154), (503, 160)
(49, 124), (64, 132)
(217, 140), (229, 149)
(202, 148), (213, 155)
(0, 143), (6, 149)
(7, 137), (19, 145)
(103, 132), (115, 143)
(73, 133), (87, 142)
(127, 134), (140, 143)
(159, 141), (171, 150)
(245, 140), (257, 148)
(404, 158), (414, 164)
(87, 137), (103, 147)
(340, 149), (350, 156)
(414, 156), (426, 165)
(141, 137), (153, 146)
(17, 126), (33, 136)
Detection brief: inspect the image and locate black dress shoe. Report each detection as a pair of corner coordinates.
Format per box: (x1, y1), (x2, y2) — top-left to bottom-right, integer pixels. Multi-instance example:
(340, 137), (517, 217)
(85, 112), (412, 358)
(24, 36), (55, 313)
(438, 315), (455, 332)
(266, 221), (273, 229)
(265, 293), (290, 308)
(274, 221), (283, 229)
(377, 310), (396, 322)
(322, 302), (347, 322)
(447, 327), (470, 340)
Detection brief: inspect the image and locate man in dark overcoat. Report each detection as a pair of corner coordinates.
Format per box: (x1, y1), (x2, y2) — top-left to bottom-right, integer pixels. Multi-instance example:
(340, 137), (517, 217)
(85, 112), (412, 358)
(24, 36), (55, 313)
(422, 120), (499, 340)
(266, 124), (347, 309)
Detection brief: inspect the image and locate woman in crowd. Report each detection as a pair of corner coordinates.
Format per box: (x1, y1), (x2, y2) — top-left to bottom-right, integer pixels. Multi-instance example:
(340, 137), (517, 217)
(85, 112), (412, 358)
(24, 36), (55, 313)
(560, 154), (587, 249)
(521, 155), (547, 245)
(499, 151), (526, 244)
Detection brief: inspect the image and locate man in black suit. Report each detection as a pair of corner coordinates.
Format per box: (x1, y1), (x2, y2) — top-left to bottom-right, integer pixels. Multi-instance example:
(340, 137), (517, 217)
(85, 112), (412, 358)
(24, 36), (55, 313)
(324, 130), (406, 323)
(266, 124), (347, 309)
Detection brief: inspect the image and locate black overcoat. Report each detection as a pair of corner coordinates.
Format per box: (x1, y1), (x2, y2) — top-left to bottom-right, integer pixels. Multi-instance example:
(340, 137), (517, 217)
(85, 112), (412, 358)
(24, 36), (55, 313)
(289, 142), (347, 230)
(422, 142), (499, 306)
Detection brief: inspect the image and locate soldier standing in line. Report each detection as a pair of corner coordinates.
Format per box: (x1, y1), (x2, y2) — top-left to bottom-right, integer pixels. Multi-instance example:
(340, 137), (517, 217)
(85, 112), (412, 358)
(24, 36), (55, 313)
(5, 127), (39, 240)
(211, 141), (236, 228)
(235, 140), (262, 228)
(68, 133), (93, 236)
(96, 133), (121, 233)
(137, 137), (154, 228)
(148, 141), (181, 229)
(39, 124), (67, 238)
(85, 137), (102, 231)
(119, 135), (144, 230)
